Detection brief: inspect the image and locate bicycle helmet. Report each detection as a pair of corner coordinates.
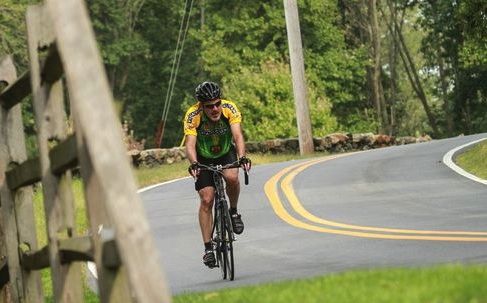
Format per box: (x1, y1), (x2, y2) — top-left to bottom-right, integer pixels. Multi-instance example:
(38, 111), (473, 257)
(195, 81), (222, 102)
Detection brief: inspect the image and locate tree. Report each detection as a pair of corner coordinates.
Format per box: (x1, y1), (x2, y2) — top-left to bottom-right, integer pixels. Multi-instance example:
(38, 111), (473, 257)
(417, 0), (487, 136)
(87, 0), (149, 112)
(87, 0), (201, 147)
(224, 60), (337, 141)
(192, 0), (365, 139)
(337, 0), (390, 133)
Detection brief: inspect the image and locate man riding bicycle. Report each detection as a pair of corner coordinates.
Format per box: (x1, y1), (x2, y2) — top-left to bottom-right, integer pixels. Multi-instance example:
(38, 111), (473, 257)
(183, 81), (251, 268)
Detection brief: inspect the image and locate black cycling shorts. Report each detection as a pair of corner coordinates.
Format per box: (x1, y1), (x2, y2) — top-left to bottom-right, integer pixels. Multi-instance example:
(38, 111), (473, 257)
(195, 145), (237, 191)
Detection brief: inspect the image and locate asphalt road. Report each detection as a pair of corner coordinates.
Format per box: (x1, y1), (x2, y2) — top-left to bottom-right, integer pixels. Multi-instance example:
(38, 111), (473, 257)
(141, 133), (487, 295)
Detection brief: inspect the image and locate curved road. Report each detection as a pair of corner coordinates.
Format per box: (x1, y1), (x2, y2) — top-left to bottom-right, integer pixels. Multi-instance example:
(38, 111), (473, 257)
(141, 133), (487, 295)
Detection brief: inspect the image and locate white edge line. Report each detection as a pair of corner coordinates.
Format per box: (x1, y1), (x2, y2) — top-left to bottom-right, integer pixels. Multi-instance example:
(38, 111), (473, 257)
(87, 176), (191, 282)
(442, 137), (487, 185)
(137, 176), (191, 193)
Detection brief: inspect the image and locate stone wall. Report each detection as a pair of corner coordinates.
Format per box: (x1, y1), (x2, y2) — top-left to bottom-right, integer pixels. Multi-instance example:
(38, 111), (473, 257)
(129, 132), (432, 167)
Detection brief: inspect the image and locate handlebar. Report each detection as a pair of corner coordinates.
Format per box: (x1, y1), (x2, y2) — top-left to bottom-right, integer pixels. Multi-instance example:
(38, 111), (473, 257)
(196, 161), (249, 185)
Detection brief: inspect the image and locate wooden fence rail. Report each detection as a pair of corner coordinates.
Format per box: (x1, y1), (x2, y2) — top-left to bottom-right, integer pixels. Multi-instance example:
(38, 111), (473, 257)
(0, 0), (171, 302)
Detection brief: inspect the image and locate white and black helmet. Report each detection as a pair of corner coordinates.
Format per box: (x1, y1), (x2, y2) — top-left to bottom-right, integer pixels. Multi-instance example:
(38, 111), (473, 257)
(195, 81), (222, 102)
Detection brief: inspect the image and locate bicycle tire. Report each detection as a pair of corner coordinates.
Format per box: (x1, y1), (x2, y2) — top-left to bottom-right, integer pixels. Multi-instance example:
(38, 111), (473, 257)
(214, 208), (226, 278)
(219, 207), (230, 280)
(209, 169), (237, 281)
(222, 216), (234, 280)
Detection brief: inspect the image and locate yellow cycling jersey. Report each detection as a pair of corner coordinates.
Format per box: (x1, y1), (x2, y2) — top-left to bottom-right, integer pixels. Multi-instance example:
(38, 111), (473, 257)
(183, 99), (242, 158)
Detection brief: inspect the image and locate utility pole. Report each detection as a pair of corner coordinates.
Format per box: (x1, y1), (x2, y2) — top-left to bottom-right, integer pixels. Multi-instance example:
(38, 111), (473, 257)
(283, 0), (314, 155)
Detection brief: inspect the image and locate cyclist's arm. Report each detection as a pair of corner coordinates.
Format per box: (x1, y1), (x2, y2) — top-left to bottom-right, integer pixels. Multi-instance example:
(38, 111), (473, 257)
(185, 134), (198, 164)
(230, 122), (247, 161)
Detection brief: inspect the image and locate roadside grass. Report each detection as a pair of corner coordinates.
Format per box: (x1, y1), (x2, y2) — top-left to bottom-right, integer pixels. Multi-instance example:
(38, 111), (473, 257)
(174, 264), (487, 303)
(33, 145), (487, 302)
(136, 161), (188, 188)
(455, 139), (487, 179)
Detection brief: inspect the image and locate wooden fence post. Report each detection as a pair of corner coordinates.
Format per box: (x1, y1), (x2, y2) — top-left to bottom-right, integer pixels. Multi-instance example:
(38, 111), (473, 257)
(0, 56), (43, 303)
(25, 4), (84, 302)
(45, 0), (172, 302)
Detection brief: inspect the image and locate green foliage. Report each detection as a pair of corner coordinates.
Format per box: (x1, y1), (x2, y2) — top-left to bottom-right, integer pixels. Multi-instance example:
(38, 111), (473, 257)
(190, 0), (363, 140)
(457, 0), (487, 68)
(223, 60), (337, 141)
(115, 0), (200, 148)
(299, 0), (368, 128)
(0, 0), (31, 71)
(225, 62), (297, 141)
(191, 1), (287, 77)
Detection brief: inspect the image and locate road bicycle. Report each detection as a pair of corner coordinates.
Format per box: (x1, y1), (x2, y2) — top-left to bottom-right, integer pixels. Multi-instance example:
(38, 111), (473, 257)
(196, 161), (248, 281)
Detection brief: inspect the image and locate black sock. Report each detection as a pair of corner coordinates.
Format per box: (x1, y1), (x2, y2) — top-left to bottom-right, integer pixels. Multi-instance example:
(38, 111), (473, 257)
(230, 207), (237, 215)
(204, 242), (212, 251)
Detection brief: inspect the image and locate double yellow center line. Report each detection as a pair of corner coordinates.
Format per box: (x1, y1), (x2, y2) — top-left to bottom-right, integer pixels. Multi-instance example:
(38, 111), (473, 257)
(264, 155), (487, 242)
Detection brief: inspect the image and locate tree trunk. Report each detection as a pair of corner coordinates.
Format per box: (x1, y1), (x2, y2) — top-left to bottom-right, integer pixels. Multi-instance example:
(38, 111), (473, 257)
(386, 0), (400, 136)
(436, 42), (452, 136)
(367, 0), (386, 134)
(394, 21), (439, 137)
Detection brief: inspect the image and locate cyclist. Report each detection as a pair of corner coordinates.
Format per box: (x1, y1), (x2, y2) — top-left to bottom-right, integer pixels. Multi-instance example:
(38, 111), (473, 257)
(183, 81), (251, 268)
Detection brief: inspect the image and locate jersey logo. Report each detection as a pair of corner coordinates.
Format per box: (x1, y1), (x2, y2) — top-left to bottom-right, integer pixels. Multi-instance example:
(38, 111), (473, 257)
(198, 126), (228, 136)
(186, 108), (202, 124)
(211, 145), (221, 153)
(222, 102), (237, 114)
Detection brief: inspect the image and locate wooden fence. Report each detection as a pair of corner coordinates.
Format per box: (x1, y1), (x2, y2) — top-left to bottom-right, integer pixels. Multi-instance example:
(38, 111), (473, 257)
(0, 1), (171, 302)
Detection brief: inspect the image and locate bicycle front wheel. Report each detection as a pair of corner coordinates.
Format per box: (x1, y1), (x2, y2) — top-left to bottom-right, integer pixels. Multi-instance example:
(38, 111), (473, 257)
(221, 215), (234, 280)
(214, 215), (226, 279)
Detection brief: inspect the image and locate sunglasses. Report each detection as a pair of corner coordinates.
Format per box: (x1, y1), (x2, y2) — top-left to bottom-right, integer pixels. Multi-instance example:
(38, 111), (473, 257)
(203, 100), (222, 109)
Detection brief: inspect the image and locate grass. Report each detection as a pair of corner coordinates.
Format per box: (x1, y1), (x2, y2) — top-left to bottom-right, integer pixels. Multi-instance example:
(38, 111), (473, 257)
(174, 265), (487, 303)
(135, 161), (189, 188)
(33, 145), (487, 302)
(455, 139), (487, 179)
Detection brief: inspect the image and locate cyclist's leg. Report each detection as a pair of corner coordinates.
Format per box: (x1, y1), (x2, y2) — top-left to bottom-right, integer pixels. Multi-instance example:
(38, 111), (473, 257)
(195, 169), (217, 266)
(220, 145), (240, 208)
(198, 186), (215, 244)
(195, 169), (215, 242)
(220, 147), (244, 234)
(223, 168), (240, 208)
(199, 186), (218, 267)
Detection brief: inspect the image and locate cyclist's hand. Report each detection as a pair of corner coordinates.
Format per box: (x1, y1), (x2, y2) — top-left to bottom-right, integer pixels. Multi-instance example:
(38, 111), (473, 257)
(239, 156), (251, 171)
(188, 161), (200, 177)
